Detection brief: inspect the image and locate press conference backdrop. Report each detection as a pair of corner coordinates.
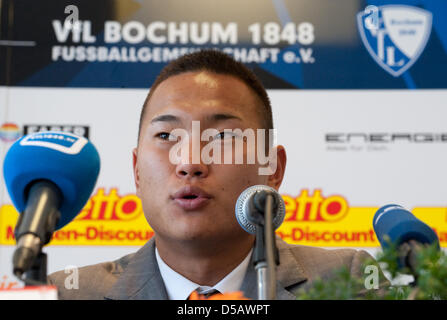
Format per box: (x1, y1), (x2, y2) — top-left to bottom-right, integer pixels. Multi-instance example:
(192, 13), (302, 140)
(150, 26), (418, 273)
(1, 0), (447, 289)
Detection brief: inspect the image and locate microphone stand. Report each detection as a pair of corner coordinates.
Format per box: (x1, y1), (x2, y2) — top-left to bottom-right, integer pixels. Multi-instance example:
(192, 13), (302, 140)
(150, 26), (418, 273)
(23, 252), (48, 286)
(252, 193), (279, 300)
(398, 240), (428, 287)
(13, 236), (50, 286)
(13, 180), (61, 286)
(253, 225), (268, 299)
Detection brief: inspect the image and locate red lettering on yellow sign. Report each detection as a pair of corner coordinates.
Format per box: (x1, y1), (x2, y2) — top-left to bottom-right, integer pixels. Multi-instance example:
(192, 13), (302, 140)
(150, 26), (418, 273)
(282, 189), (348, 222)
(76, 188), (143, 221)
(6, 226), (14, 240)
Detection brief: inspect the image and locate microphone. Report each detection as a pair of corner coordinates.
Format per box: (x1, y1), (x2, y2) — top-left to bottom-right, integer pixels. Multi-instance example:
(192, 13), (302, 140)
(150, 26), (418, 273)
(373, 204), (439, 272)
(235, 185), (286, 234)
(235, 185), (285, 300)
(3, 131), (100, 278)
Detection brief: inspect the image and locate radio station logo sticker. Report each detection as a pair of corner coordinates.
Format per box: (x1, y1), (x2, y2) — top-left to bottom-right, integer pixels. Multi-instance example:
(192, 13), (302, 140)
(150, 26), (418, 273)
(20, 131), (88, 155)
(357, 5), (432, 77)
(0, 123), (21, 142)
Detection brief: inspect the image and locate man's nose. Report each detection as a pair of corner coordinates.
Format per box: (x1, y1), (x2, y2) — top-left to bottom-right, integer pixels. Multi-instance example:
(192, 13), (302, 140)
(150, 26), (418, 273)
(176, 162), (209, 179)
(173, 129), (209, 179)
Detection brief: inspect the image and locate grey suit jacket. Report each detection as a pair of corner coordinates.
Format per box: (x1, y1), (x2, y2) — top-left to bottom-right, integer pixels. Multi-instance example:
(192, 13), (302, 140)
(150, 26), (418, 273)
(48, 237), (378, 300)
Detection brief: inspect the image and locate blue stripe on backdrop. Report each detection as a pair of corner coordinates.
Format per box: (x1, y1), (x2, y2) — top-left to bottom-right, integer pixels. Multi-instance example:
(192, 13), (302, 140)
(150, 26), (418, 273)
(262, 0), (303, 88)
(402, 72), (416, 89)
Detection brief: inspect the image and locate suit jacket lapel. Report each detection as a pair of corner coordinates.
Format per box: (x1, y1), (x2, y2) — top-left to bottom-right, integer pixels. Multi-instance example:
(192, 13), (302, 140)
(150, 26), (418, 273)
(105, 236), (307, 300)
(275, 238), (308, 299)
(241, 237), (308, 300)
(105, 237), (168, 300)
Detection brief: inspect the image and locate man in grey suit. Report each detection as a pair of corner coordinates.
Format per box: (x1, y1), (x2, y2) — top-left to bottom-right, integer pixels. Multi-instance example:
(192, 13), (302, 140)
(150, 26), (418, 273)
(49, 50), (384, 300)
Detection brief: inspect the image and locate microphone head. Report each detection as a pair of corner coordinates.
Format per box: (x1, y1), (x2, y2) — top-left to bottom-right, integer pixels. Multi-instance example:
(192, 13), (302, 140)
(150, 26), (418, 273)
(3, 131), (100, 230)
(235, 185), (285, 234)
(373, 204), (439, 248)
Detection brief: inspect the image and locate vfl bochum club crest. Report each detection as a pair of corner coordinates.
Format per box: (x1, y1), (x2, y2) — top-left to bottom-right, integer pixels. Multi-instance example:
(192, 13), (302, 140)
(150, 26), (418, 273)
(357, 5), (432, 77)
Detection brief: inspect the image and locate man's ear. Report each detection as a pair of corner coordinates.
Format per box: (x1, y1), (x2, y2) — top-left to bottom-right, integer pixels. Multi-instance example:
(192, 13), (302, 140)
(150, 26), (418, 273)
(267, 145), (287, 190)
(132, 147), (140, 196)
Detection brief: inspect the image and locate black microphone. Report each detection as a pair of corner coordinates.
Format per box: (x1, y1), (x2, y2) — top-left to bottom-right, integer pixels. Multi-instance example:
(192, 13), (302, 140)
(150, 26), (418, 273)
(12, 181), (62, 281)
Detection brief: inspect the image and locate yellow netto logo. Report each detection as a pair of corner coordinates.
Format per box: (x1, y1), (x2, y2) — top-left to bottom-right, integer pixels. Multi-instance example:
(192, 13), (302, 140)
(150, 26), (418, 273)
(282, 189), (348, 222)
(76, 188), (143, 221)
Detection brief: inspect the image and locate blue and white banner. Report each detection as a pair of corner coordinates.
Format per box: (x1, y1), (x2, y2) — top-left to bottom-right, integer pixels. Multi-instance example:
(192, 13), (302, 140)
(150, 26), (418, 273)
(0, 0), (445, 89)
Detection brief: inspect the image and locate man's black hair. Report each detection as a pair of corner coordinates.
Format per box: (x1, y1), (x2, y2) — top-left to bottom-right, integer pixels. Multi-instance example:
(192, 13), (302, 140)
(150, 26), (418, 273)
(138, 49), (273, 140)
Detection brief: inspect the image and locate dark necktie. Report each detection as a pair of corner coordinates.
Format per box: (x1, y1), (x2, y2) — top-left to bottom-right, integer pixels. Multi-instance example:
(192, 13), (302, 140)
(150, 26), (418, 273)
(201, 288), (221, 298)
(187, 288), (221, 299)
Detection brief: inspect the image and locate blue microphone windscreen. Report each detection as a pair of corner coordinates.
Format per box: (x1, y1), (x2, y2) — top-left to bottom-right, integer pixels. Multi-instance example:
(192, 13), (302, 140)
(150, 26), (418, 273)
(373, 204), (439, 248)
(3, 131), (100, 230)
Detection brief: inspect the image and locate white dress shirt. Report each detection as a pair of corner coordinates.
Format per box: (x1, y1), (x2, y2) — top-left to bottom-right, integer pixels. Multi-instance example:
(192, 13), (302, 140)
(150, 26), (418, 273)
(155, 248), (253, 300)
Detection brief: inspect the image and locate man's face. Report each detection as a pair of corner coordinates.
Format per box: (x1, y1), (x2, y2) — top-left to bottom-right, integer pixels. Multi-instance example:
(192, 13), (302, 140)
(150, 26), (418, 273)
(133, 71), (284, 244)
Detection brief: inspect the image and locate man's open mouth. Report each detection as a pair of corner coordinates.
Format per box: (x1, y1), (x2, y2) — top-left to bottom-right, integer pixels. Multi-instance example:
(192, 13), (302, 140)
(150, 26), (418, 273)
(171, 186), (212, 211)
(182, 194), (199, 199)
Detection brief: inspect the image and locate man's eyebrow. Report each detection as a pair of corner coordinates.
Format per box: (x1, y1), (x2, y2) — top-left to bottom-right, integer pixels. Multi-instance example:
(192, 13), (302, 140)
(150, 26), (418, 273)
(206, 113), (242, 122)
(150, 113), (242, 124)
(150, 114), (180, 124)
